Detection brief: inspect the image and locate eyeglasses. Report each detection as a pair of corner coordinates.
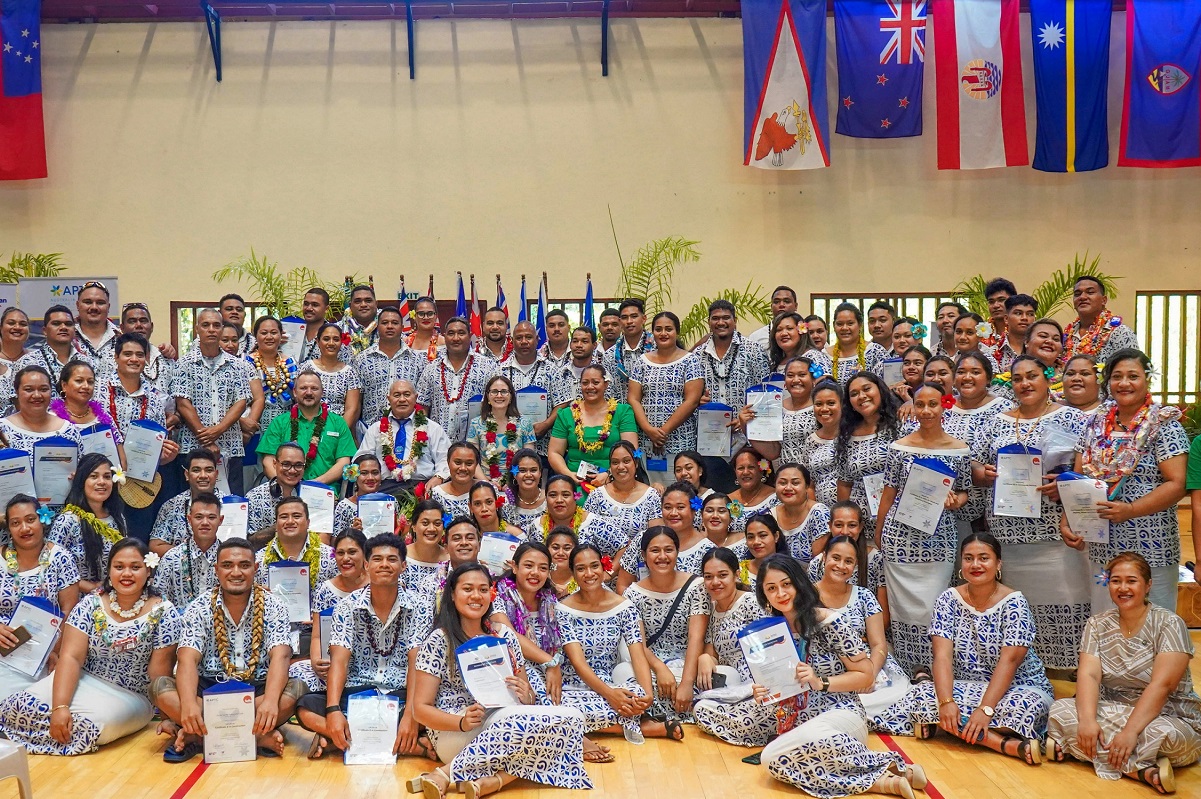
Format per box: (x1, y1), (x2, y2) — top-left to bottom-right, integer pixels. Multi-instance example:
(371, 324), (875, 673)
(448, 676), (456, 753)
(487, 389), (511, 396)
(415, 311), (437, 319)
(278, 461), (306, 472)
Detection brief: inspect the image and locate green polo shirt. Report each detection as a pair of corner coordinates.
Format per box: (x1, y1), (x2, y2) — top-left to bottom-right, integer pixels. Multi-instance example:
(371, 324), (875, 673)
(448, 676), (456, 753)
(257, 409), (358, 484)
(1187, 434), (1201, 491)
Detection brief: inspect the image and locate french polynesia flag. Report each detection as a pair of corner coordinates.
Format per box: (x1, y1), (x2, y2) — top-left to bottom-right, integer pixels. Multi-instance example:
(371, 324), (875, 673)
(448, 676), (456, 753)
(932, 0), (1028, 169)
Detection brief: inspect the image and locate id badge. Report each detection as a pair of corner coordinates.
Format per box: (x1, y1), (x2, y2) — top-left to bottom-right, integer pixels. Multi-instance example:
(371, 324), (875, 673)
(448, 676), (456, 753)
(576, 461), (600, 480)
(646, 456), (668, 473)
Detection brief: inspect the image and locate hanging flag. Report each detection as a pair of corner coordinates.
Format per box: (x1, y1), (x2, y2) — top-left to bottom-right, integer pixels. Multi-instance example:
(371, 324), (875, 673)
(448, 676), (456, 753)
(1119, 1), (1201, 168)
(469, 275), (483, 341)
(742, 0), (830, 170)
(0, 0), (47, 180)
(535, 276), (548, 349)
(1029, 0), (1110, 173)
(496, 275), (510, 329)
(426, 274), (435, 302)
(583, 275), (595, 332)
(517, 275), (528, 325)
(834, 0), (927, 139)
(455, 272), (467, 320)
(397, 276), (412, 335)
(932, 0), (1028, 170)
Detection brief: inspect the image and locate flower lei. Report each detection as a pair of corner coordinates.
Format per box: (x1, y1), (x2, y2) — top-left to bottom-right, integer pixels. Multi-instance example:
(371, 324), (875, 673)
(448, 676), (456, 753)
(572, 398), (618, 455)
(108, 384), (149, 439)
(381, 410), (430, 480)
(93, 600), (166, 650)
(253, 352), (296, 405)
(483, 416), (520, 484)
(613, 331), (655, 377)
(477, 336), (514, 363)
(406, 331), (440, 362)
(291, 403), (329, 463)
(440, 354), (477, 403)
(64, 504), (124, 544)
(263, 531), (323, 588)
(343, 316), (379, 354)
(495, 576), (562, 652)
(212, 585), (267, 682)
(50, 397), (116, 431)
(830, 338), (867, 383)
(3, 543), (53, 600)
(541, 506), (586, 541)
(1080, 397), (1178, 492)
(1065, 308), (1122, 360)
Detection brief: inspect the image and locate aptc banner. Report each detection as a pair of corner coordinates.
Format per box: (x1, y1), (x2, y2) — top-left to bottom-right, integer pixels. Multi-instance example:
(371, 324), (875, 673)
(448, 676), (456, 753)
(18, 276), (120, 321)
(0, 285), (17, 316)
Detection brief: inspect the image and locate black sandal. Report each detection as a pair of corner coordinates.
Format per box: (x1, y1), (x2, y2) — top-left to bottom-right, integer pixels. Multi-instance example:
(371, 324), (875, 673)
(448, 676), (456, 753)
(912, 668), (933, 684)
(663, 718), (685, 742)
(163, 738), (203, 764)
(1001, 736), (1041, 766)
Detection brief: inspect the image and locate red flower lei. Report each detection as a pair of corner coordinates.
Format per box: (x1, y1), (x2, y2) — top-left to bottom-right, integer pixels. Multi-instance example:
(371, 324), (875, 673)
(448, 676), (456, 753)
(108, 384), (149, 438)
(483, 416), (520, 484)
(440, 354), (476, 404)
(1064, 308), (1118, 360)
(291, 404), (329, 463)
(380, 409), (430, 480)
(406, 332), (440, 362)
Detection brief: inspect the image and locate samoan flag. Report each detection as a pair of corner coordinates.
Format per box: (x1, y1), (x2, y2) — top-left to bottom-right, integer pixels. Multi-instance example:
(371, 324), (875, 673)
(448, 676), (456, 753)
(742, 0), (829, 169)
(1118, 0), (1201, 167)
(834, 0), (926, 138)
(0, 0), (47, 180)
(1030, 0), (1111, 172)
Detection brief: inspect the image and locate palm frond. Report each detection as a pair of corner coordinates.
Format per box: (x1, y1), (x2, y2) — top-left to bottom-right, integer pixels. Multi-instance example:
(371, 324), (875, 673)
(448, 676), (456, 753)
(616, 236), (700, 316)
(679, 284), (774, 347)
(1032, 252), (1121, 319)
(0, 252), (67, 283)
(949, 275), (990, 317)
(212, 249), (290, 315)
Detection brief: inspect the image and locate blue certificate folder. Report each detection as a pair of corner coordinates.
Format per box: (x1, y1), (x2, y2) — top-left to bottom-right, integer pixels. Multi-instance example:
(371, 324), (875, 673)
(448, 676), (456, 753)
(736, 616), (807, 662)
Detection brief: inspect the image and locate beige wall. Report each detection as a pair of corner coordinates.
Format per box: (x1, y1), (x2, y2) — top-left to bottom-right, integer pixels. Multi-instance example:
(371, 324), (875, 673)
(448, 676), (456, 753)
(1, 13), (1198, 332)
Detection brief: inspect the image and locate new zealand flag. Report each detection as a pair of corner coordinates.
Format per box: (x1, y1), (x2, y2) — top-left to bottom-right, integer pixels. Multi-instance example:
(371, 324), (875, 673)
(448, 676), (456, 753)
(834, 0), (926, 138)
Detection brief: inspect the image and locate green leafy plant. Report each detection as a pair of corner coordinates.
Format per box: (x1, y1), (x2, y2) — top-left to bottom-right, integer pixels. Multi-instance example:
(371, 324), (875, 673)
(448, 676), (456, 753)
(951, 252), (1120, 320)
(1181, 400), (1201, 441)
(211, 249), (362, 318)
(0, 252), (67, 283)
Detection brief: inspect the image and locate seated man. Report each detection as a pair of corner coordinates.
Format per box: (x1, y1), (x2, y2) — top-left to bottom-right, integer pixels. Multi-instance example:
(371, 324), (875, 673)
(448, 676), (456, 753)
(419, 516), (483, 615)
(247, 442), (307, 548)
(295, 533), (434, 759)
(155, 537), (306, 762)
(356, 379), (450, 497)
(153, 492), (222, 609)
(257, 371), (356, 489)
(149, 450), (223, 557)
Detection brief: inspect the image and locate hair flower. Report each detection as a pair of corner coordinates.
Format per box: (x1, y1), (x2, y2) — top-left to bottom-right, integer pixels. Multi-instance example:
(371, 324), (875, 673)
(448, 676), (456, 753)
(758, 459), (771, 474)
(343, 463), (360, 483)
(728, 499), (745, 518)
(632, 448), (644, 460)
(941, 394), (956, 410)
(341, 332), (353, 347)
(1093, 362), (1106, 379)
(143, 551), (160, 570)
(442, 512), (453, 527)
(414, 481), (427, 499)
(809, 364), (825, 379)
(975, 321), (993, 338)
(1094, 570), (1110, 587)
(601, 555), (614, 572)
(912, 322), (929, 340)
(111, 467), (127, 485)
(1043, 366), (1057, 381)
(797, 320), (809, 333)
(37, 506), (54, 524)
(1108, 316), (1122, 328)
(494, 494), (506, 508)
(689, 496), (703, 512)
(510, 464), (521, 476)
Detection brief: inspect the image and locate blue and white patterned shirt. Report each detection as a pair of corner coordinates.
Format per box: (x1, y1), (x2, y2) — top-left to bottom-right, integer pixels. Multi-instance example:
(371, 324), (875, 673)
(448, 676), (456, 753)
(330, 584), (433, 690)
(178, 588), (293, 682)
(171, 350), (252, 458)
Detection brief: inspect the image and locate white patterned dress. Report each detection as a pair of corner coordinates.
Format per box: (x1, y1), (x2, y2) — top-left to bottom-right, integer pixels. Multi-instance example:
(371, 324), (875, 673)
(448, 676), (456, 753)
(557, 597), (648, 737)
(415, 626), (592, 788)
(0, 419), (84, 507)
(288, 578), (358, 691)
(628, 352), (705, 458)
(825, 588), (911, 734)
(583, 485), (661, 546)
(808, 548), (887, 597)
(430, 485), (472, 521)
(693, 591), (775, 746)
(799, 432), (839, 508)
(619, 536), (715, 581)
(503, 501), (546, 532)
(48, 510), (118, 585)
(298, 361), (361, 417)
(838, 431), (897, 539)
(728, 492), (781, 535)
(624, 577), (709, 720)
(0, 542), (80, 701)
(0, 595), (181, 754)
(803, 343), (888, 389)
(943, 396), (1014, 526)
(780, 405), (818, 465)
(528, 513), (627, 559)
(773, 503), (832, 567)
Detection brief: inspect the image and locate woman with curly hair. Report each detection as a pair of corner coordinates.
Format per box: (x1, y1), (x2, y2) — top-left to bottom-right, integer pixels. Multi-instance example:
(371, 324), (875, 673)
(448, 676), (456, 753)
(836, 373), (902, 541)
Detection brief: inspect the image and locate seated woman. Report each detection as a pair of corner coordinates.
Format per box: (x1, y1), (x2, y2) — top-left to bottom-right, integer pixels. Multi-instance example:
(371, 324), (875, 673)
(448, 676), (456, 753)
(290, 529), (369, 692)
(430, 443), (482, 520)
(769, 462), (831, 567)
(333, 454), (392, 538)
(410, 562), (592, 799)
(1047, 552), (1201, 794)
(755, 555), (927, 799)
(582, 441), (662, 543)
(0, 367), (85, 496)
(692, 548), (774, 747)
(502, 449), (546, 531)
(546, 528), (580, 598)
(808, 501), (888, 614)
(469, 480), (526, 543)
(621, 525), (709, 737)
(699, 492), (734, 548)
(49, 453), (131, 595)
(727, 446), (780, 534)
(0, 538), (181, 755)
(730, 513), (789, 587)
(884, 533), (1053, 766)
(556, 543), (653, 743)
(404, 500), (448, 590)
(547, 363), (638, 489)
(617, 482), (714, 589)
(534, 474), (625, 558)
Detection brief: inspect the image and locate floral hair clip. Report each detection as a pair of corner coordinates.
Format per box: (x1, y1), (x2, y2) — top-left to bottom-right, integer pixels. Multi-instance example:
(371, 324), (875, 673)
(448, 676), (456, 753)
(341, 332), (353, 347)
(573, 488), (583, 501)
(912, 322), (929, 340)
(37, 506), (54, 524)
(111, 467), (127, 486)
(442, 513), (453, 527)
(510, 464), (521, 476)
(758, 459), (772, 474)
(601, 555), (614, 572)
(343, 464), (360, 483)
(1094, 362), (1106, 379)
(689, 496), (703, 512)
(728, 499), (745, 518)
(1094, 570), (1110, 587)
(941, 394), (956, 410)
(143, 551), (161, 570)
(975, 321), (993, 339)
(797, 320), (809, 333)
(1043, 366), (1057, 381)
(632, 448), (644, 460)
(809, 364), (825, 379)
(495, 494), (506, 508)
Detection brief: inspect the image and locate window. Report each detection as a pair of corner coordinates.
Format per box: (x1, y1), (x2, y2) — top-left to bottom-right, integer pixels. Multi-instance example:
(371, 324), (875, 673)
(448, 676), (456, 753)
(1134, 291), (1200, 406)
(522, 298), (621, 329)
(171, 302), (274, 350)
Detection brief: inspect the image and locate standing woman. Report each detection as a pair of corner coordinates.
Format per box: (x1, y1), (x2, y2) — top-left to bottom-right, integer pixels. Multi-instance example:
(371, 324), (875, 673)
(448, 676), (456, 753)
(49, 453), (131, 595)
(410, 563), (592, 798)
(727, 446), (780, 534)
(922, 356), (956, 397)
(51, 362), (118, 448)
(467, 375), (535, 491)
(0, 307), (30, 368)
(1067, 349), (1189, 612)
(755, 555), (925, 799)
(873, 383), (972, 677)
(248, 316), (298, 435)
(807, 303), (887, 389)
(291, 529), (369, 692)
(536, 475), (625, 558)
(405, 500), (448, 589)
(693, 548), (774, 747)
(1062, 354), (1103, 415)
(502, 449), (545, 530)
(699, 492), (734, 548)
(974, 355), (1091, 671)
(469, 481), (526, 542)
(0, 366), (85, 471)
(836, 373), (902, 541)
(770, 463), (831, 566)
(300, 322), (362, 430)
(945, 351), (1013, 532)
(769, 313), (813, 374)
(672, 451), (712, 501)
(747, 356), (818, 464)
(801, 380), (842, 509)
(583, 441), (662, 540)
(430, 442), (482, 520)
(621, 526), (708, 737)
(1047, 552), (1201, 791)
(892, 345), (931, 403)
(617, 483), (714, 589)
(548, 364), (638, 488)
(627, 312), (705, 485)
(803, 315), (829, 353)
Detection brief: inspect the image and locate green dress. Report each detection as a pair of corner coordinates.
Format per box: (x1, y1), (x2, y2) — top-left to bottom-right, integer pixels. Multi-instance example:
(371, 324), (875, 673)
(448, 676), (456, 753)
(550, 402), (637, 473)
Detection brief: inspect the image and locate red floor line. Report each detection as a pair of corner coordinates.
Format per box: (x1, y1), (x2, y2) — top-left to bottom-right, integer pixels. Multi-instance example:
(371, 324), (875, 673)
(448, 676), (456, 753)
(877, 734), (946, 799)
(168, 761), (209, 799)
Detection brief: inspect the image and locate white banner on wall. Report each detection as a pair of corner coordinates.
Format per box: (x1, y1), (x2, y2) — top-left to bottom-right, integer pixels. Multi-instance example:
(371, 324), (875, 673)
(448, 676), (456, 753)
(18, 277), (121, 322)
(0, 285), (16, 316)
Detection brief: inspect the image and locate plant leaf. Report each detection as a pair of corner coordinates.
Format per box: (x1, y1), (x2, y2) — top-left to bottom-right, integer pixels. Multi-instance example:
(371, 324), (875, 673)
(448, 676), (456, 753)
(0, 252), (67, 283)
(679, 284), (774, 347)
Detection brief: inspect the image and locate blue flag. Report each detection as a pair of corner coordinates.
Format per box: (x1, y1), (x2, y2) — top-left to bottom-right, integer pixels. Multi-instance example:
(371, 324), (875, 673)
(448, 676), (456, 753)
(517, 276), (528, 325)
(1030, 0), (1111, 172)
(454, 273), (467, 319)
(535, 278), (547, 348)
(834, 0), (926, 139)
(1119, 0), (1201, 167)
(583, 277), (595, 332)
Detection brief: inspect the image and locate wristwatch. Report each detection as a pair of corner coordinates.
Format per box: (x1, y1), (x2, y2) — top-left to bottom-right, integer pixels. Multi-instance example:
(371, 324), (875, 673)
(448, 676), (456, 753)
(979, 705), (995, 718)
(819, 676), (830, 692)
(325, 705), (342, 714)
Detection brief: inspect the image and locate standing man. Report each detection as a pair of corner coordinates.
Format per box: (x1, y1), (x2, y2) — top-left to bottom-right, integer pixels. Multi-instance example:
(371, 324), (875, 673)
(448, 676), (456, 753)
(747, 286), (799, 350)
(500, 321), (556, 456)
(219, 294), (256, 356)
(149, 450), (223, 556)
(980, 278), (1016, 353)
(476, 307), (513, 363)
(931, 301), (967, 357)
(120, 303), (177, 392)
(357, 380), (451, 496)
(598, 308), (622, 355)
(550, 327), (604, 408)
(15, 305), (94, 393)
(417, 317), (497, 442)
(997, 294), (1039, 372)
(352, 306), (425, 430)
(257, 373), (356, 487)
(341, 284), (380, 356)
(866, 302), (897, 354)
(538, 309), (572, 370)
(299, 288), (351, 364)
(74, 280), (121, 360)
(1063, 276), (1138, 363)
(603, 298), (653, 403)
(173, 308), (252, 495)
(153, 492), (223, 609)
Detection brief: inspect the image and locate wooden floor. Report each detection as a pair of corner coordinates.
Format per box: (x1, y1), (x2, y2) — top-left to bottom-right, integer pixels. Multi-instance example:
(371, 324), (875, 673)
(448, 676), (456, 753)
(10, 512), (1201, 799)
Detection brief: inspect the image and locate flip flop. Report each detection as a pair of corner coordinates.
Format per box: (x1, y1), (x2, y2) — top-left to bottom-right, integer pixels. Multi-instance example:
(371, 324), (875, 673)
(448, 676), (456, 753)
(1135, 758), (1174, 795)
(163, 739), (203, 764)
(307, 733), (341, 760)
(741, 752), (762, 766)
(663, 718), (685, 742)
(583, 748), (617, 764)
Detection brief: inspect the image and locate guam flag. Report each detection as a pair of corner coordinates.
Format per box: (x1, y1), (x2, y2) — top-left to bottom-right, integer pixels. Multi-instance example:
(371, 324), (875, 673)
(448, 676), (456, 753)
(0, 0), (46, 180)
(743, 0), (829, 169)
(835, 1), (926, 138)
(1118, 0), (1201, 168)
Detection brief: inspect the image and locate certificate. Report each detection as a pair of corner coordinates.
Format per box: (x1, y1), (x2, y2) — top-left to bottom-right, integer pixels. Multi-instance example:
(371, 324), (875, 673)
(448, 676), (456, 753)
(345, 690), (401, 765)
(467, 395), (484, 425)
(123, 420), (168, 482)
(862, 472), (886, 518)
(994, 445), (1042, 519)
(268, 561), (312, 624)
(478, 532), (520, 577)
(79, 423), (120, 466)
(357, 493), (397, 537)
(736, 617), (806, 704)
(3, 597), (64, 679)
(745, 385), (783, 442)
(217, 496), (248, 542)
(893, 458), (955, 536)
(33, 436), (77, 507)
(881, 358), (904, 387)
(516, 385), (550, 424)
(279, 316), (307, 365)
(696, 403), (734, 458)
(214, 456), (231, 497)
(202, 680), (256, 763)
(299, 481), (336, 535)
(0, 450), (35, 509)
(455, 636), (519, 708)
(318, 608), (334, 658)
(1057, 472), (1110, 544)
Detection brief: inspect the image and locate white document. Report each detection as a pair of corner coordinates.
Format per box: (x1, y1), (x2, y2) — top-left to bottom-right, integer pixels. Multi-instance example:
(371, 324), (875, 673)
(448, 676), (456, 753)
(467, 395), (484, 427)
(893, 459), (955, 536)
(862, 472), (886, 518)
(123, 420), (168, 482)
(268, 561), (312, 624)
(696, 403), (734, 458)
(0, 451), (35, 509)
(357, 493), (397, 538)
(203, 681), (256, 763)
(1058, 475), (1110, 544)
(33, 438), (77, 507)
(456, 636), (519, 708)
(737, 617), (806, 704)
(279, 317), (306, 365)
(516, 386), (550, 424)
(216, 496), (248, 542)
(79, 424), (120, 467)
(994, 449), (1042, 519)
(299, 481), (336, 535)
(345, 690), (401, 765)
(3, 597), (64, 679)
(745, 386), (784, 442)
(478, 532), (520, 577)
(319, 609), (334, 658)
(881, 358), (904, 387)
(214, 456), (231, 497)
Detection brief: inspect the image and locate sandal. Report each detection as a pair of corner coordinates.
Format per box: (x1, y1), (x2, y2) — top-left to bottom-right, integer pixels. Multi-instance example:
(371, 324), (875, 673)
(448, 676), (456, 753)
(307, 733), (342, 760)
(406, 767), (455, 799)
(903, 763), (927, 791)
(664, 718), (685, 742)
(163, 738), (203, 764)
(1001, 736), (1042, 766)
(462, 775), (504, 799)
(1044, 736), (1066, 763)
(1134, 758), (1174, 795)
(911, 669), (933, 684)
(872, 773), (916, 799)
(914, 722), (937, 740)
(583, 738), (616, 763)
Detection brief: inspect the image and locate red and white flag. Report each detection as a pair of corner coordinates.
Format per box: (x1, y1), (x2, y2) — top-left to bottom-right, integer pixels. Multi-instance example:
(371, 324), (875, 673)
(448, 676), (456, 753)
(469, 275), (483, 341)
(932, 0), (1028, 169)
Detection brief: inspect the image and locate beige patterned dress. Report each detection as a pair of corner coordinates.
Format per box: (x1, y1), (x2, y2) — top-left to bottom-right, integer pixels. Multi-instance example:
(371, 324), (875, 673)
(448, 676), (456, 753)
(1048, 606), (1201, 779)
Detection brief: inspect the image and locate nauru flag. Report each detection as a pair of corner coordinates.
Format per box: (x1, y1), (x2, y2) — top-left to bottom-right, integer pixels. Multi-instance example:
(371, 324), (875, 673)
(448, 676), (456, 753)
(932, 0), (1028, 170)
(742, 0), (830, 170)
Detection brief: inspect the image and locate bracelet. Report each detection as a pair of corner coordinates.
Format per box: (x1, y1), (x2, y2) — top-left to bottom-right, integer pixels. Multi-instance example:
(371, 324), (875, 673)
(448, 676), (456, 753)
(325, 705), (342, 715)
(938, 697), (956, 707)
(458, 716), (465, 731)
(51, 704), (71, 713)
